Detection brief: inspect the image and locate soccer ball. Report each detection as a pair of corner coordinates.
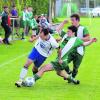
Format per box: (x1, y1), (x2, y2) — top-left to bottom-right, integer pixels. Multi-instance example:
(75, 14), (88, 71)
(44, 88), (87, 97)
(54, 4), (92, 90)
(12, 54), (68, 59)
(23, 77), (35, 87)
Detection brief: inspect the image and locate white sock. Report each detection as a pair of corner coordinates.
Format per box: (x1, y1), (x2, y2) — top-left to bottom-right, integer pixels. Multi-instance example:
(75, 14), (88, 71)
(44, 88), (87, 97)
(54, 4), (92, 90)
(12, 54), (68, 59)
(20, 67), (28, 80)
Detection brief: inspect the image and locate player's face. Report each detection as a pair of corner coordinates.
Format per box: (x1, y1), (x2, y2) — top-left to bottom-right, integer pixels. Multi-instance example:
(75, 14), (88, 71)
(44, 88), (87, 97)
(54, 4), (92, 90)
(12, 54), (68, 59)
(24, 8), (27, 12)
(67, 29), (74, 37)
(71, 17), (79, 26)
(39, 32), (47, 40)
(14, 7), (16, 10)
(5, 8), (9, 13)
(28, 7), (32, 12)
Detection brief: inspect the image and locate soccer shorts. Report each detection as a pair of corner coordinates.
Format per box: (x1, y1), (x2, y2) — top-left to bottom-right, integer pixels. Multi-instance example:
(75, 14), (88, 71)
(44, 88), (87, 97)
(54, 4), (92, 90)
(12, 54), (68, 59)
(51, 59), (68, 71)
(28, 48), (47, 68)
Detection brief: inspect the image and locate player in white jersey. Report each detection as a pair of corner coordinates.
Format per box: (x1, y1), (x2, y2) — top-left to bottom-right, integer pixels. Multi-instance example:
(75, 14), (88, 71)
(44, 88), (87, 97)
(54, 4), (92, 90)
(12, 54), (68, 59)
(15, 28), (59, 87)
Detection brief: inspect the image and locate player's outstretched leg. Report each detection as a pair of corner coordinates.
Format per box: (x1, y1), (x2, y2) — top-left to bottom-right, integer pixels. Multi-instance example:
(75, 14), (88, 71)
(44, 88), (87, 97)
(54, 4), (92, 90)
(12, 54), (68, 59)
(22, 64), (54, 87)
(33, 64), (54, 82)
(15, 59), (33, 87)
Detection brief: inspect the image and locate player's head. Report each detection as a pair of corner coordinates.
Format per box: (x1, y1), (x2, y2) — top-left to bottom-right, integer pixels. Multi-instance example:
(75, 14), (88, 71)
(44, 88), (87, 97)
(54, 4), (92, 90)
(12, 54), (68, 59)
(67, 26), (77, 37)
(70, 14), (80, 26)
(39, 28), (49, 40)
(28, 6), (32, 12)
(23, 7), (27, 12)
(12, 5), (16, 9)
(3, 6), (9, 13)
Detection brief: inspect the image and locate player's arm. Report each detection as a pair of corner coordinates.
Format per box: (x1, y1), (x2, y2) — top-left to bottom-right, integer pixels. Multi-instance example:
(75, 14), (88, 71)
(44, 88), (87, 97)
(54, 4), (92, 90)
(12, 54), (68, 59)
(56, 19), (68, 33)
(82, 38), (97, 46)
(82, 27), (90, 42)
(56, 38), (62, 42)
(82, 34), (90, 42)
(29, 35), (39, 42)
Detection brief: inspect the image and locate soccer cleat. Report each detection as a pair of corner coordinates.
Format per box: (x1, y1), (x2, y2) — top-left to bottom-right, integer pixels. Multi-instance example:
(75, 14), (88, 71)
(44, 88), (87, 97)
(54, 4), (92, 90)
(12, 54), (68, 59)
(15, 80), (23, 87)
(71, 79), (80, 85)
(21, 81), (27, 87)
(67, 76), (80, 85)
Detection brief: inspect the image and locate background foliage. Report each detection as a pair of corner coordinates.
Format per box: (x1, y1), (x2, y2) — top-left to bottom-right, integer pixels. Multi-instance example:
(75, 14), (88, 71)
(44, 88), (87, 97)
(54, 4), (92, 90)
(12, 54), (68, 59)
(0, 0), (49, 15)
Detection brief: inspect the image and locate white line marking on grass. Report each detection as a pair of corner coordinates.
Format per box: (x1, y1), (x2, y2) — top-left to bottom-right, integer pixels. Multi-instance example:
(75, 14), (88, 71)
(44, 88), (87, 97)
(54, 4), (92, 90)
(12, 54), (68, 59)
(0, 53), (28, 68)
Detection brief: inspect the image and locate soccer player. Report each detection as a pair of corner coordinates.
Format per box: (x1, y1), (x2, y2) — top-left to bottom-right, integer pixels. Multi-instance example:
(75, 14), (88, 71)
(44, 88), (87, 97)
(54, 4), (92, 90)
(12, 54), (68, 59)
(56, 14), (91, 82)
(15, 28), (59, 87)
(11, 5), (19, 36)
(20, 7), (28, 39)
(26, 6), (33, 35)
(1, 6), (11, 45)
(30, 26), (96, 85)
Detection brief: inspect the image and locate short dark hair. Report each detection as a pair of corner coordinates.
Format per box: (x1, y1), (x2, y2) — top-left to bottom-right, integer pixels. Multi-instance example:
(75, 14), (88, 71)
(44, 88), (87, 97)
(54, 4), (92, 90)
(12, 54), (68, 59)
(3, 6), (8, 9)
(41, 28), (49, 36)
(12, 5), (16, 8)
(28, 6), (32, 8)
(71, 14), (80, 21)
(23, 7), (27, 10)
(68, 26), (77, 33)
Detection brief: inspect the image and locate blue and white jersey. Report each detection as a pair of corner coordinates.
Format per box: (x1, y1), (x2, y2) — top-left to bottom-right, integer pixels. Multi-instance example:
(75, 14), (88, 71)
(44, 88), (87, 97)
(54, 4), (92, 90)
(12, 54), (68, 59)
(35, 34), (59, 57)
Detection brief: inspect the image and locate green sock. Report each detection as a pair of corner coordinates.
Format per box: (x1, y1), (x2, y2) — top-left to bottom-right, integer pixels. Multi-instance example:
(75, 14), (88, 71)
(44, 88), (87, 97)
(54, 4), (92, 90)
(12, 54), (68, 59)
(34, 74), (40, 81)
(33, 71), (37, 75)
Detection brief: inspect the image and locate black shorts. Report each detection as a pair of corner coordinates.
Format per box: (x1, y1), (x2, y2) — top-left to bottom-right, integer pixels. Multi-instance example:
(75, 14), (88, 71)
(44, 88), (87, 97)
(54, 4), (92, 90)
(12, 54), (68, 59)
(11, 20), (18, 27)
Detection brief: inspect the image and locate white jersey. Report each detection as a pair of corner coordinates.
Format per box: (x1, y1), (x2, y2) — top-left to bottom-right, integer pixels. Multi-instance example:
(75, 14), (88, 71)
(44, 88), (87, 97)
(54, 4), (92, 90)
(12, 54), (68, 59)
(35, 34), (59, 57)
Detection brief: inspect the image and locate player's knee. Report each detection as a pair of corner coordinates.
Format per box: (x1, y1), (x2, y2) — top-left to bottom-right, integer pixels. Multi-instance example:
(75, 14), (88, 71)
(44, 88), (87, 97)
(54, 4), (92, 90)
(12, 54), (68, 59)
(32, 67), (38, 72)
(25, 60), (33, 68)
(24, 65), (29, 69)
(57, 72), (60, 76)
(56, 71), (61, 76)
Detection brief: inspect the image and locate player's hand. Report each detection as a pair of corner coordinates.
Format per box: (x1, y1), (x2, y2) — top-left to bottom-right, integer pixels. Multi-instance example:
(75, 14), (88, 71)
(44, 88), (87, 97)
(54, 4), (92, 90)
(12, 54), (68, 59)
(92, 38), (97, 42)
(56, 38), (62, 42)
(59, 59), (63, 64)
(63, 19), (69, 24)
(29, 35), (36, 42)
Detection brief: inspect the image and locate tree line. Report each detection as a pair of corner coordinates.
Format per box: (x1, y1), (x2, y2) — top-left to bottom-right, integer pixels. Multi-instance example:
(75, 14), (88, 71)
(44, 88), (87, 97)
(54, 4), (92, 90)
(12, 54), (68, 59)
(0, 0), (49, 15)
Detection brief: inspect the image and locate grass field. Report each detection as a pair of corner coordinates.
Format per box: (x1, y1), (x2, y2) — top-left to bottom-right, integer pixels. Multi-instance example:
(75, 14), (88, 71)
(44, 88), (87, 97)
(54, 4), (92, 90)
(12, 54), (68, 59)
(0, 18), (100, 100)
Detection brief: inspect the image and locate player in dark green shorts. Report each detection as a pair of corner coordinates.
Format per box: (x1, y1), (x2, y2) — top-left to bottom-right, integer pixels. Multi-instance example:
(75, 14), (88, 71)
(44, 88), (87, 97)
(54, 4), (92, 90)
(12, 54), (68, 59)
(56, 14), (91, 82)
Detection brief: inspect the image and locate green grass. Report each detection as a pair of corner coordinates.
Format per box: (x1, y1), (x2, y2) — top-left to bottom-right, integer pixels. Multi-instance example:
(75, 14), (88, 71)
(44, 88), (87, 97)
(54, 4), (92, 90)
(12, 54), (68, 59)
(0, 18), (100, 100)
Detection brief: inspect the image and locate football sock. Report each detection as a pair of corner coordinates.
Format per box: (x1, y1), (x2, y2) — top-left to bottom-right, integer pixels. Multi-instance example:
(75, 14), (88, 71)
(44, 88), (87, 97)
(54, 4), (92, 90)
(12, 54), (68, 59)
(33, 71), (37, 75)
(72, 69), (78, 78)
(34, 74), (40, 81)
(20, 66), (28, 80)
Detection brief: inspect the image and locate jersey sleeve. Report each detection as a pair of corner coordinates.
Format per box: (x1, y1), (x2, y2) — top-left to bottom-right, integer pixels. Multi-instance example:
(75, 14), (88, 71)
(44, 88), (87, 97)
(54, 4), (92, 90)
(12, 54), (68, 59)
(50, 37), (59, 49)
(75, 38), (84, 47)
(83, 27), (89, 36)
(60, 43), (64, 49)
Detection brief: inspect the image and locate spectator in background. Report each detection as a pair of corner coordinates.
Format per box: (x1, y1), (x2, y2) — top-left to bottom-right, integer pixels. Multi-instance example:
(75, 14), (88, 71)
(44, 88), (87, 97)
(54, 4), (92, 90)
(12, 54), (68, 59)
(45, 14), (50, 23)
(20, 7), (28, 39)
(26, 6), (33, 36)
(36, 16), (41, 24)
(11, 5), (19, 37)
(39, 14), (54, 34)
(1, 6), (11, 45)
